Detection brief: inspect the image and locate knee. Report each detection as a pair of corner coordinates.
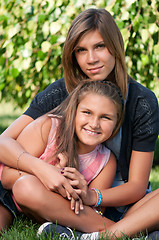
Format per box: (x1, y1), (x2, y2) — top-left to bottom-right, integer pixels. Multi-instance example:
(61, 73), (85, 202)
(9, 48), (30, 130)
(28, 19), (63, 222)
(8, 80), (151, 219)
(12, 175), (37, 205)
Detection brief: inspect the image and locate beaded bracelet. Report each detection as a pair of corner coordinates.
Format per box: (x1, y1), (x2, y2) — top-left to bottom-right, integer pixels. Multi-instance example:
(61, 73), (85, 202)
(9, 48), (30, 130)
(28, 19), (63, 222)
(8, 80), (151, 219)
(91, 188), (102, 207)
(93, 207), (103, 216)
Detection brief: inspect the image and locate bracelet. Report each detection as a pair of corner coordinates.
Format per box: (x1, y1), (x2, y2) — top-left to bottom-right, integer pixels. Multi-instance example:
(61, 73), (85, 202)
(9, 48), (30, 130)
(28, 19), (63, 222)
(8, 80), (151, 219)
(17, 151), (27, 176)
(91, 188), (102, 207)
(93, 207), (103, 216)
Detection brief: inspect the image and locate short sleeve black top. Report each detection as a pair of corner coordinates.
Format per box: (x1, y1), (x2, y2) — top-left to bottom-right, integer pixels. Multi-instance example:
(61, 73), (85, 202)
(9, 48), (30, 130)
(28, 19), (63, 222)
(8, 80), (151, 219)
(24, 78), (68, 119)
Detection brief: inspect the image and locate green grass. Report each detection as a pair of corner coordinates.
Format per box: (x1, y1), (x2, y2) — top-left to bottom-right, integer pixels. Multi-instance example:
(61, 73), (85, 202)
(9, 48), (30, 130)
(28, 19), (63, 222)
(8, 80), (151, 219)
(0, 215), (69, 240)
(0, 101), (158, 239)
(0, 215), (145, 240)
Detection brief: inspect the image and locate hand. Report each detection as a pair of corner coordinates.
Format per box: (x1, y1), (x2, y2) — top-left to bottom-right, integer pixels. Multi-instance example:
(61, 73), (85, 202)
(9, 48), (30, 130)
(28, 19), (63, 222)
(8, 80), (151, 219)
(70, 195), (84, 215)
(61, 167), (93, 205)
(55, 152), (68, 168)
(33, 160), (80, 201)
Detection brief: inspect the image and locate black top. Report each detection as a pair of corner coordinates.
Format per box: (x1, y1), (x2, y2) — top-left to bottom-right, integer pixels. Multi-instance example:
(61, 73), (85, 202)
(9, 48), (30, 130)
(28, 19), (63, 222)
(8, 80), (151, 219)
(24, 76), (159, 181)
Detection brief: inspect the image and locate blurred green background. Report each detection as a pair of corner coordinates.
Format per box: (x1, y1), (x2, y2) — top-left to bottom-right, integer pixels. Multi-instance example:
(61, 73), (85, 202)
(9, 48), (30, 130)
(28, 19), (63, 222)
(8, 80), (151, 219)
(0, 0), (159, 107)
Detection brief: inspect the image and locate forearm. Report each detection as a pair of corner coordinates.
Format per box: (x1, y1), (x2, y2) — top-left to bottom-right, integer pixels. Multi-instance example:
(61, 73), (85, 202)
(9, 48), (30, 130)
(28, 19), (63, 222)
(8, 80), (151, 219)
(0, 136), (45, 176)
(0, 136), (26, 168)
(101, 181), (147, 207)
(75, 181), (143, 209)
(101, 151), (153, 208)
(0, 114), (34, 168)
(1, 166), (28, 190)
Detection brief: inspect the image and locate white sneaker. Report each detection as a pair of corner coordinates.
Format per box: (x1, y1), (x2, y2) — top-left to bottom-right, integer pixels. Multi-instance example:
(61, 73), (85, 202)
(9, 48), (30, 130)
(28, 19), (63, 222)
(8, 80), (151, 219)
(37, 222), (99, 239)
(80, 231), (99, 240)
(37, 221), (52, 236)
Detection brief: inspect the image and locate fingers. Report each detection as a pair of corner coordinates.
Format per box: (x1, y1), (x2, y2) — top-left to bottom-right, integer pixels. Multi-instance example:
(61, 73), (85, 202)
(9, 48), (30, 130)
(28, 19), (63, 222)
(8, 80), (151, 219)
(71, 197), (84, 215)
(63, 172), (87, 192)
(54, 184), (67, 198)
(64, 167), (84, 176)
(58, 178), (84, 215)
(62, 179), (80, 201)
(57, 153), (68, 168)
(61, 167), (85, 182)
(66, 190), (71, 201)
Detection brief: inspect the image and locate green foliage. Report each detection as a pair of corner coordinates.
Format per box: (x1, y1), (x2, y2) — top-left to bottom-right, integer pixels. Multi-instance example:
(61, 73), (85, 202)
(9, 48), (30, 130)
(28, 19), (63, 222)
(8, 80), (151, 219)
(0, 0), (159, 108)
(153, 137), (159, 166)
(150, 165), (159, 191)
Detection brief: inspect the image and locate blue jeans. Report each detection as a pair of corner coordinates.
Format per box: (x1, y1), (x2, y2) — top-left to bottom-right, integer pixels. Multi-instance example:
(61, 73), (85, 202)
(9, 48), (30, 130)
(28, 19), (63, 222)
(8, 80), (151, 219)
(0, 181), (19, 219)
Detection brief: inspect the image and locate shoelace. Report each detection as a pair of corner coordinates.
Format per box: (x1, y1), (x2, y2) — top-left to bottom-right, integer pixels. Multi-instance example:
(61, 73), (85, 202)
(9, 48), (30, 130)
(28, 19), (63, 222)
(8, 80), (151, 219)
(59, 227), (77, 240)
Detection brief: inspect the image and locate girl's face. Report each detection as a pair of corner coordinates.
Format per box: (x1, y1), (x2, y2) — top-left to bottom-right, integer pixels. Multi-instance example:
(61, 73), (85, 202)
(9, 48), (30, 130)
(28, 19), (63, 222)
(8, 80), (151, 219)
(75, 93), (117, 154)
(75, 30), (115, 81)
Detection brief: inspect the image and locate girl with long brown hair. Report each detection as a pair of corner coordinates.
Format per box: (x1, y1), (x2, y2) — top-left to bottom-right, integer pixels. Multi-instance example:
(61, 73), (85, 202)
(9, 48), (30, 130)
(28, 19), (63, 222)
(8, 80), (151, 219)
(2, 80), (123, 239)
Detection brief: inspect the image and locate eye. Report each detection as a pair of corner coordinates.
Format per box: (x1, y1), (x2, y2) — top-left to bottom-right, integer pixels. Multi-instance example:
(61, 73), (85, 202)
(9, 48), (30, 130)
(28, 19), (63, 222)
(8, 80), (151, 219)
(95, 43), (105, 49)
(82, 111), (91, 115)
(101, 115), (111, 120)
(76, 47), (86, 53)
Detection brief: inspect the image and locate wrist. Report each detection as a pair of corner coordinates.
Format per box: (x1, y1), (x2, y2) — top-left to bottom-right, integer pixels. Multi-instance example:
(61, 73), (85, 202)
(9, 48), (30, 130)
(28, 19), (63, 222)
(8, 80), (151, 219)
(87, 188), (98, 206)
(91, 188), (103, 207)
(28, 157), (45, 176)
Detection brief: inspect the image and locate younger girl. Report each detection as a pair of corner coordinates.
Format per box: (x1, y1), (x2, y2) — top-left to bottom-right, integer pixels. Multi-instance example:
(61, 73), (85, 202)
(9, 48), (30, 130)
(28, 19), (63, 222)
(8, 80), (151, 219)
(1, 80), (124, 236)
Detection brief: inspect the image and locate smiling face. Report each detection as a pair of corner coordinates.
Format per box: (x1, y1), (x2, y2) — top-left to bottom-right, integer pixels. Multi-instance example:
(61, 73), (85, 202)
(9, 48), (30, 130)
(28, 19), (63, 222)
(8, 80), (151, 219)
(75, 30), (115, 81)
(75, 92), (117, 154)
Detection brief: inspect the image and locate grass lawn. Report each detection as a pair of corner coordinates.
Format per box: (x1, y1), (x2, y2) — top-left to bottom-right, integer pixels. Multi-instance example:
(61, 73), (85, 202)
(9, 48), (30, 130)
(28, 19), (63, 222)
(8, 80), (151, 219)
(0, 101), (158, 239)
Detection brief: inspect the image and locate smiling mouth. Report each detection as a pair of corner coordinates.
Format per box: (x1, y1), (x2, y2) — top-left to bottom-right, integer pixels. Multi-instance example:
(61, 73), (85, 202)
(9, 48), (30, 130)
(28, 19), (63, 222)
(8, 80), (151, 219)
(84, 128), (101, 135)
(88, 66), (103, 72)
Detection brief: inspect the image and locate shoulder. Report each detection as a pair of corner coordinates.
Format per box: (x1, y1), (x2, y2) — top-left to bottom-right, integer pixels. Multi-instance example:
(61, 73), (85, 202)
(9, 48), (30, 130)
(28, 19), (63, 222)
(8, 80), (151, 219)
(127, 76), (159, 116)
(100, 144), (112, 161)
(24, 78), (68, 119)
(34, 78), (68, 104)
(125, 76), (159, 148)
(128, 76), (158, 104)
(34, 116), (52, 145)
(100, 145), (116, 170)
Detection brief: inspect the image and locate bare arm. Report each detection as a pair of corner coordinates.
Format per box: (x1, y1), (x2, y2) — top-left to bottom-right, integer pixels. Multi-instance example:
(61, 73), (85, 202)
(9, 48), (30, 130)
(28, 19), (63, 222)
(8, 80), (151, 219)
(0, 115), (79, 200)
(100, 151), (153, 207)
(1, 115), (50, 189)
(62, 152), (117, 206)
(0, 115), (34, 168)
(63, 150), (153, 208)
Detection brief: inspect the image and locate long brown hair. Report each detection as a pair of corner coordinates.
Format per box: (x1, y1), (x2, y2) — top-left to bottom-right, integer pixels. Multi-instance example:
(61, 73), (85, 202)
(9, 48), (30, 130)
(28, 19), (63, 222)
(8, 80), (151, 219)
(48, 80), (124, 169)
(62, 8), (127, 99)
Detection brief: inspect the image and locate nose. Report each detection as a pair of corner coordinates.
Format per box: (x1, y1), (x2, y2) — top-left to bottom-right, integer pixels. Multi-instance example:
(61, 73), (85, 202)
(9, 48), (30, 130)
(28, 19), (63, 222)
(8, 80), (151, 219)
(87, 50), (98, 64)
(89, 116), (100, 129)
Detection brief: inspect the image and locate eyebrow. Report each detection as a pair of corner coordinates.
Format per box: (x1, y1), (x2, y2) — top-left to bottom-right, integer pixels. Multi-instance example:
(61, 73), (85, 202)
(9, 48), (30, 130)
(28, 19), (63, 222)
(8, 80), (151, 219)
(76, 41), (105, 48)
(80, 106), (116, 119)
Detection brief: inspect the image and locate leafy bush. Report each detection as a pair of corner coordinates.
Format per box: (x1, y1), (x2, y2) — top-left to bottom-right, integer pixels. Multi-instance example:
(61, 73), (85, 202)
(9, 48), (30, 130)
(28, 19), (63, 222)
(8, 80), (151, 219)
(153, 137), (159, 166)
(0, 0), (159, 108)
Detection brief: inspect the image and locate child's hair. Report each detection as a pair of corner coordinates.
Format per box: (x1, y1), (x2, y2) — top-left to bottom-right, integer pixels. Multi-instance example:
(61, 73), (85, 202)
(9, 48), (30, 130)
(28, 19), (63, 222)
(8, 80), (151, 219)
(49, 80), (124, 169)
